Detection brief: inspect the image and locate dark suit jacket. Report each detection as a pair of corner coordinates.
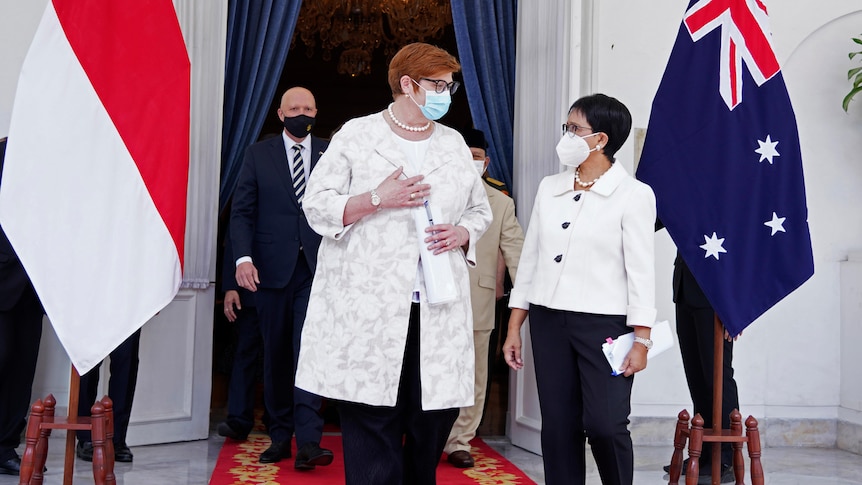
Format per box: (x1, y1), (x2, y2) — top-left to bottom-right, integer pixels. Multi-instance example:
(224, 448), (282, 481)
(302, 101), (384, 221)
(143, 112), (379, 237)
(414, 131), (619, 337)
(0, 138), (38, 311)
(230, 134), (328, 289)
(672, 252), (712, 309)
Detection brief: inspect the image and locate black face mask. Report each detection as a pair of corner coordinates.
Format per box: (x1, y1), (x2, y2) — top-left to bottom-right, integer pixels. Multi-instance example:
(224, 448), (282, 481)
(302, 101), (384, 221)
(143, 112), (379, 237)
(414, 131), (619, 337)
(283, 114), (315, 138)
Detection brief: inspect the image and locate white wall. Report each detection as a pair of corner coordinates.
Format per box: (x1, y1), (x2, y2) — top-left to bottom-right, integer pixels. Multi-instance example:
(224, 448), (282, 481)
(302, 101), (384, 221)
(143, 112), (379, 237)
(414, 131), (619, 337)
(840, 251), (862, 453)
(583, 1), (862, 433)
(511, 1), (862, 449)
(0, 0), (45, 136)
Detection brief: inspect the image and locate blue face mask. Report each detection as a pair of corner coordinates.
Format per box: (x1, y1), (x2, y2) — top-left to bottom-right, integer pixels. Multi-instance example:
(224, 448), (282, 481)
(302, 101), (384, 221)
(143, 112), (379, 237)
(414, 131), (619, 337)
(409, 79), (451, 120)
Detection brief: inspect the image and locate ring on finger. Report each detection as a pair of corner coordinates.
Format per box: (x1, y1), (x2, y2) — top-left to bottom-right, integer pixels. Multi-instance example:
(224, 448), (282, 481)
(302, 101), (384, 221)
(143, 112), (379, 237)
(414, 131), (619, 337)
(410, 193), (415, 200)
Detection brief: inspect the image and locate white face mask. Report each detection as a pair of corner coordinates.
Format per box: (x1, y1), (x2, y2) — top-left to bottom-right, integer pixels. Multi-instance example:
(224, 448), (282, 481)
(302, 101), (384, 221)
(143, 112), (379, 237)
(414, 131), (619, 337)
(555, 132), (600, 168)
(473, 160), (486, 175)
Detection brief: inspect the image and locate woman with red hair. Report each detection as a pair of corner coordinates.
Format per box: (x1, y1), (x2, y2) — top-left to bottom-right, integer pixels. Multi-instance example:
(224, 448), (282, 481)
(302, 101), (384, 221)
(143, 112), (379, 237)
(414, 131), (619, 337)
(296, 43), (492, 485)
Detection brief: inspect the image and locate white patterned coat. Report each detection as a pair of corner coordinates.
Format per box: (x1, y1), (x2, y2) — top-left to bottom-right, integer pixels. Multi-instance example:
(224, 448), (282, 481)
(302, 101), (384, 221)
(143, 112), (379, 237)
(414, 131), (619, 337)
(295, 112), (492, 410)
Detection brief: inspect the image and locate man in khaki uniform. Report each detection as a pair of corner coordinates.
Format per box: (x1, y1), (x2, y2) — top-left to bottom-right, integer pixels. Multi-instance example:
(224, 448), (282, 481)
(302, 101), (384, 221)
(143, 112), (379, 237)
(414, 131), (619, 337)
(445, 129), (524, 468)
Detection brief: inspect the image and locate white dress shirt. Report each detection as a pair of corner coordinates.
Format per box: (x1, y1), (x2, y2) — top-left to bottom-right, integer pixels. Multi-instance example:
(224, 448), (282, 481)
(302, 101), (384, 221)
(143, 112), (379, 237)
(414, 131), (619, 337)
(509, 162), (657, 328)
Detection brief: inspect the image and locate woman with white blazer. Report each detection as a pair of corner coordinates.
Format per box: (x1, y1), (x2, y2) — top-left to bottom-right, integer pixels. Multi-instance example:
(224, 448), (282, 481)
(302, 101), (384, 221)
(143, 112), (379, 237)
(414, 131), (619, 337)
(295, 43), (492, 485)
(502, 94), (657, 485)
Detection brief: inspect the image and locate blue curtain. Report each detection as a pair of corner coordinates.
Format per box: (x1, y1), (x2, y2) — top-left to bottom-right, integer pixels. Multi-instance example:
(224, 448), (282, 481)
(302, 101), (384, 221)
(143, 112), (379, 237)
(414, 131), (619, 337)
(219, 0), (303, 214)
(451, 0), (517, 194)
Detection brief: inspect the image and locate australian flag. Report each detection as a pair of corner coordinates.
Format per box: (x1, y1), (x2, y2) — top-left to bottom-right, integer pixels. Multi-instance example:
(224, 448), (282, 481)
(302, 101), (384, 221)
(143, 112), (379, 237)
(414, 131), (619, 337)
(636, 0), (814, 336)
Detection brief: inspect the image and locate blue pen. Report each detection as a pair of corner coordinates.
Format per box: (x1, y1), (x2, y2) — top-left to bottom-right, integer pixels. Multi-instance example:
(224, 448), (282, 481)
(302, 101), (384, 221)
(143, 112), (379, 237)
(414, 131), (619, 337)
(424, 200), (437, 236)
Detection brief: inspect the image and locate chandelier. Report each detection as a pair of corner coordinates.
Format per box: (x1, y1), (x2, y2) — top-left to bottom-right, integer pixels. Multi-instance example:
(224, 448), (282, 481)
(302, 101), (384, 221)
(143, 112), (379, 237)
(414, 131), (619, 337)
(294, 0), (452, 77)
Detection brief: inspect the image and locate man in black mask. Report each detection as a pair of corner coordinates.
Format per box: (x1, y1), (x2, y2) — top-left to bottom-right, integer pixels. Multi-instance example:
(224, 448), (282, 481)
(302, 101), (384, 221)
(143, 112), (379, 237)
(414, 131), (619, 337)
(229, 87), (332, 470)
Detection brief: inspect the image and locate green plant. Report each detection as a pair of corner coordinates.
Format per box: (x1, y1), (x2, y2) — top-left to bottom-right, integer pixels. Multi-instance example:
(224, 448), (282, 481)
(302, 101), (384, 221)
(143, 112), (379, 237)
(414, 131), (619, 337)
(843, 34), (862, 112)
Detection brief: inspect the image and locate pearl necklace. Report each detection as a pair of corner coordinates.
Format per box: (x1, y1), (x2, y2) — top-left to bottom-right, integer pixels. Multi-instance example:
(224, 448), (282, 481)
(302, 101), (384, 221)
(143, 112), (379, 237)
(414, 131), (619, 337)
(575, 166), (604, 188)
(387, 103), (431, 132)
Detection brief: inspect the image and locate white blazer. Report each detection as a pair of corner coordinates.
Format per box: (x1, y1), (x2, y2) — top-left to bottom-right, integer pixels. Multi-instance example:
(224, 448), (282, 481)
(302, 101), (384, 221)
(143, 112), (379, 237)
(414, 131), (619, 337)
(295, 112), (492, 409)
(509, 162), (657, 328)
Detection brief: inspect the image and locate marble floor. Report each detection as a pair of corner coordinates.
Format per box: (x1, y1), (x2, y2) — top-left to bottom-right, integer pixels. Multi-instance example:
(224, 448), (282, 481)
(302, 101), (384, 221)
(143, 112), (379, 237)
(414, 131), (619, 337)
(2, 431), (861, 484)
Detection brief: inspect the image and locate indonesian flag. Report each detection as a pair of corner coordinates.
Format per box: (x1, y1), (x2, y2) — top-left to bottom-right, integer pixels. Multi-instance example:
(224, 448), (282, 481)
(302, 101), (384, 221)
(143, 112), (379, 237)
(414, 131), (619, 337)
(0, 0), (190, 374)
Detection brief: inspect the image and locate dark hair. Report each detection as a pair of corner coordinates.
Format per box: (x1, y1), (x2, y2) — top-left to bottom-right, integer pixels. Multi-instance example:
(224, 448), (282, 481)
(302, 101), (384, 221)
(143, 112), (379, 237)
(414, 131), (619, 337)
(569, 93), (631, 162)
(461, 128), (488, 150)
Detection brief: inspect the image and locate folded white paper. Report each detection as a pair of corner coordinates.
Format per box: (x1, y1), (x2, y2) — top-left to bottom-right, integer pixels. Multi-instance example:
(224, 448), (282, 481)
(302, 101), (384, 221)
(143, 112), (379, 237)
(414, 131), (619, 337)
(413, 203), (457, 305)
(601, 320), (674, 376)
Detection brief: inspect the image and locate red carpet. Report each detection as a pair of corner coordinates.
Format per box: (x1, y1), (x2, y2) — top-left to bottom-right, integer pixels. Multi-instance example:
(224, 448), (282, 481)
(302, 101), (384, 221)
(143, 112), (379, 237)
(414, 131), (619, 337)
(209, 433), (536, 484)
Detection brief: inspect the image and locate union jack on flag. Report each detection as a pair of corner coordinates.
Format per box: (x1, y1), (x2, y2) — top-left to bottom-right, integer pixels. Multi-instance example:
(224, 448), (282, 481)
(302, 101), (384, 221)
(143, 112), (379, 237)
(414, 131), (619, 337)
(636, 0), (814, 336)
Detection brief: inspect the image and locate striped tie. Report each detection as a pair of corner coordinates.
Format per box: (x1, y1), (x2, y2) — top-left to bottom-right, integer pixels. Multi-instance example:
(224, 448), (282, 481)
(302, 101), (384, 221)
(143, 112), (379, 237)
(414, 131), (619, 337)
(291, 144), (305, 205)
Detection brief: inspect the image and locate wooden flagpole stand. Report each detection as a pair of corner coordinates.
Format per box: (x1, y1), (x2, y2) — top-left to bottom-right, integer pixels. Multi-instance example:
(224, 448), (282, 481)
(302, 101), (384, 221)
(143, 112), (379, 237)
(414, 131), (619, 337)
(667, 314), (764, 485)
(17, 366), (116, 485)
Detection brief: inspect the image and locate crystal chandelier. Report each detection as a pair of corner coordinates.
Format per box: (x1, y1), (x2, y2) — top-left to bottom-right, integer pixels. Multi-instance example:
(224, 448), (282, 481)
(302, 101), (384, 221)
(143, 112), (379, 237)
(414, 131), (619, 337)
(295, 0), (452, 77)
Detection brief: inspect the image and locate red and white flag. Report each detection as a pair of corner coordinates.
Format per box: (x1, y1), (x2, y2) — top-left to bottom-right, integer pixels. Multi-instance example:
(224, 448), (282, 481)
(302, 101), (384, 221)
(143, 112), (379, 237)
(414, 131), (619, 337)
(0, 0), (190, 374)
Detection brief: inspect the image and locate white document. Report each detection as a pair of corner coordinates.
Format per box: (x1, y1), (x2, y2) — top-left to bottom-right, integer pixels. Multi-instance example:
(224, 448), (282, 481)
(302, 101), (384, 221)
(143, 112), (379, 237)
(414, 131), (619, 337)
(413, 202), (457, 305)
(601, 320), (674, 376)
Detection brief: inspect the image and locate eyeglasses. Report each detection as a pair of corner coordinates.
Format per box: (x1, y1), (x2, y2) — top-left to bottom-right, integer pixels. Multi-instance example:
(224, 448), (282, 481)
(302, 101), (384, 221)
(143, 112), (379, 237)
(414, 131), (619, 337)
(562, 123), (593, 137)
(420, 77), (461, 94)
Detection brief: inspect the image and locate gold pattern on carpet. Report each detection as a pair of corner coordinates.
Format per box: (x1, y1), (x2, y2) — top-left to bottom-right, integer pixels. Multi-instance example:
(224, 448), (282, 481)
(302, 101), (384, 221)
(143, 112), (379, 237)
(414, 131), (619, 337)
(462, 443), (529, 484)
(224, 435), (280, 484)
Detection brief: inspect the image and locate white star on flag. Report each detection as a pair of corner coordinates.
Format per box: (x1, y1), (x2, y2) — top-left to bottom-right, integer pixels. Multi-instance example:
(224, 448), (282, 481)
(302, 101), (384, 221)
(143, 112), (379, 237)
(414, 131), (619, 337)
(755, 135), (780, 164)
(700, 232), (727, 260)
(764, 212), (786, 236)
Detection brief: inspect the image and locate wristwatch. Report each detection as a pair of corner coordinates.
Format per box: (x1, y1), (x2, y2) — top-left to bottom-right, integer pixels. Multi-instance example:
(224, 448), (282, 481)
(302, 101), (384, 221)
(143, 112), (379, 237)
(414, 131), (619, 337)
(634, 336), (653, 350)
(370, 189), (381, 208)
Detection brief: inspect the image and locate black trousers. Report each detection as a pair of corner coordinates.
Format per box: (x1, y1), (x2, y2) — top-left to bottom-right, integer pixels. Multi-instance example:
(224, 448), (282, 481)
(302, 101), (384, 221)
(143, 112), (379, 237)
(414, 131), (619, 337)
(255, 253), (322, 447)
(337, 303), (459, 485)
(77, 329), (141, 446)
(675, 301), (739, 466)
(0, 289), (43, 462)
(530, 305), (634, 485)
(224, 304), (263, 435)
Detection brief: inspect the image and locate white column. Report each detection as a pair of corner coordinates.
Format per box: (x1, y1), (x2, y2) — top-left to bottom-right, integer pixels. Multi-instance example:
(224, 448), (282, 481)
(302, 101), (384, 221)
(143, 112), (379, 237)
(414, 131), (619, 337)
(509, 0), (594, 455)
(175, 0), (227, 289)
(125, 0), (228, 445)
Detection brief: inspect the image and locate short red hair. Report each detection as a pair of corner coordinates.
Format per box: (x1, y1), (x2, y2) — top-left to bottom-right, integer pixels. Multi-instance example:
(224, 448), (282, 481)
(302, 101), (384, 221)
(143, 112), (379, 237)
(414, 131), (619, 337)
(387, 43), (461, 97)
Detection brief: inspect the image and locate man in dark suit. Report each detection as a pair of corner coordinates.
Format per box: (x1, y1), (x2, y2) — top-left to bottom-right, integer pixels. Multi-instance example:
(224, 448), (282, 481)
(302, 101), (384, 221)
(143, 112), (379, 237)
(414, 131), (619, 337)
(75, 329), (141, 463)
(230, 87), (332, 470)
(666, 254), (739, 483)
(216, 225), (263, 441)
(0, 137), (45, 476)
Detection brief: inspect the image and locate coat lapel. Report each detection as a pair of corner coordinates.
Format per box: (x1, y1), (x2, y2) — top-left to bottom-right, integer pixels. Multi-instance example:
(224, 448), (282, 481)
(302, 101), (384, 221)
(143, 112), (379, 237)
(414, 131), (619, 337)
(374, 128), (408, 175)
(372, 120), (454, 179)
(267, 135), (303, 210)
(418, 127), (452, 176)
(310, 136), (326, 171)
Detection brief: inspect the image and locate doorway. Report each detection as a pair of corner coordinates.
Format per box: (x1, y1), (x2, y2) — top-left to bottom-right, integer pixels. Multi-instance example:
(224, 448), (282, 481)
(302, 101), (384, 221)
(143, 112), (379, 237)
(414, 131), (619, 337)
(212, 1), (513, 438)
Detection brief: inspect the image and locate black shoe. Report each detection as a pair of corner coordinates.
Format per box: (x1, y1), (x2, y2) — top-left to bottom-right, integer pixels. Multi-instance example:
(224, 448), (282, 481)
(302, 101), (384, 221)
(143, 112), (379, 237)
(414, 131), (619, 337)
(259, 440), (291, 463)
(697, 464), (734, 484)
(294, 442), (334, 470)
(447, 450), (475, 468)
(0, 456), (21, 476)
(114, 443), (134, 463)
(217, 421), (248, 441)
(77, 441), (94, 462)
(665, 457), (725, 477)
(663, 457), (689, 474)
